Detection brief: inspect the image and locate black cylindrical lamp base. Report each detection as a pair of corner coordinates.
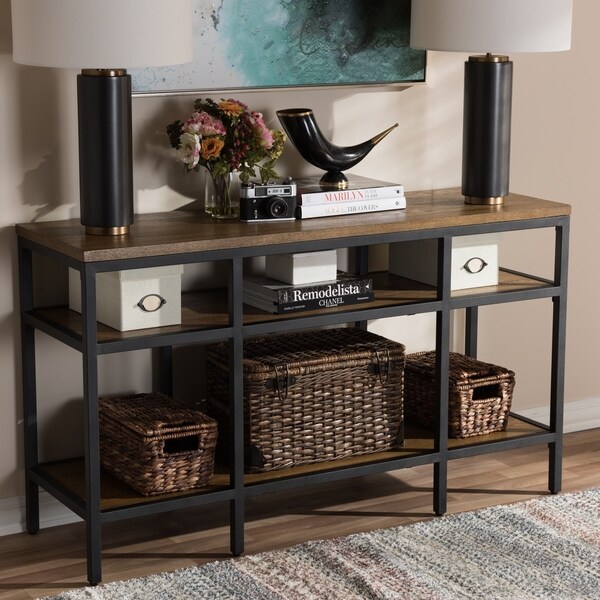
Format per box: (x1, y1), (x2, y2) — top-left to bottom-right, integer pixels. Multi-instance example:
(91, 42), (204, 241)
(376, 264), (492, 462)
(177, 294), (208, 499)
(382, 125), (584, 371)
(462, 56), (513, 205)
(77, 70), (133, 235)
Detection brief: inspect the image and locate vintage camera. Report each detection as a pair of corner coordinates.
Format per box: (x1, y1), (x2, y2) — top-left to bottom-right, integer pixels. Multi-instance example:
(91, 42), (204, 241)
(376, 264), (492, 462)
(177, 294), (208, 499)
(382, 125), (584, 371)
(239, 178), (297, 222)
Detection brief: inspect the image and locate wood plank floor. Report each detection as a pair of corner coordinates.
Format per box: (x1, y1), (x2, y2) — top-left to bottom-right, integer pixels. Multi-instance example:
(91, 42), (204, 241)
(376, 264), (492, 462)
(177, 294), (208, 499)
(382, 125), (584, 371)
(1, 428), (599, 600)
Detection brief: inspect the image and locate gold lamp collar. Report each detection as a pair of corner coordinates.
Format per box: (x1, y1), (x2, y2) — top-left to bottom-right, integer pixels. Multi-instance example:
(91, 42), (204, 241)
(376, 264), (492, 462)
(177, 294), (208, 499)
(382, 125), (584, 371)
(81, 69), (128, 77)
(469, 53), (510, 63)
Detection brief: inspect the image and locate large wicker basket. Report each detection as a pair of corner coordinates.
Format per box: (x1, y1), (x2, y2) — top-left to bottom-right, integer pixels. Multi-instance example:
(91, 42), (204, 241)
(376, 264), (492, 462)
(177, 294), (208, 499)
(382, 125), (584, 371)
(207, 328), (405, 472)
(99, 393), (218, 496)
(404, 351), (515, 438)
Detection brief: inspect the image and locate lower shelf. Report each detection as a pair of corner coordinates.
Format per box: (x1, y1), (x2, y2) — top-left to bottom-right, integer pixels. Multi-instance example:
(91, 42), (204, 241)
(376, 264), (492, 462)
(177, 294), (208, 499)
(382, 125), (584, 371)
(245, 415), (551, 485)
(33, 416), (550, 517)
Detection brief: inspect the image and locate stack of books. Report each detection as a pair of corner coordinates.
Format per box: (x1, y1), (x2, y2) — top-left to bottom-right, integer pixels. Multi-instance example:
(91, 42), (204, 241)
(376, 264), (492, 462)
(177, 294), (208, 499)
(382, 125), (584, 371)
(294, 175), (406, 219)
(243, 272), (374, 314)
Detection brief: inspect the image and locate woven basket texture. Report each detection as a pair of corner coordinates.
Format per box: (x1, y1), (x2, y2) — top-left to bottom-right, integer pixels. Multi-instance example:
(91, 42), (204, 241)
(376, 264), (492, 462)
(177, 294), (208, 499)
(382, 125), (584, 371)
(404, 351), (515, 438)
(99, 393), (218, 496)
(207, 328), (405, 473)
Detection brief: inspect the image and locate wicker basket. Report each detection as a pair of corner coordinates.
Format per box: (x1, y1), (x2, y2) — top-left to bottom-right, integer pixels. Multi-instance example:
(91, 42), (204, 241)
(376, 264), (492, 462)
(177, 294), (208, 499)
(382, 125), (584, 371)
(99, 393), (218, 496)
(206, 328), (405, 472)
(404, 351), (515, 438)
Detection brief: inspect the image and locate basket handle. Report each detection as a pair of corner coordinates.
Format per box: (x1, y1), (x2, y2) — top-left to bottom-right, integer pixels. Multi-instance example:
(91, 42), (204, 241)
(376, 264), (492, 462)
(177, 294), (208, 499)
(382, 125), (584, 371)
(273, 362), (291, 401)
(156, 420), (197, 429)
(374, 349), (391, 385)
(163, 434), (200, 455)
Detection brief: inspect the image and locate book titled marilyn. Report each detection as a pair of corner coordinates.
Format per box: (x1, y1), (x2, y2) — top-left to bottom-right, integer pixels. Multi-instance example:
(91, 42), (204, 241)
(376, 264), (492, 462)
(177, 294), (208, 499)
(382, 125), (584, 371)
(295, 174), (405, 206)
(296, 195), (406, 219)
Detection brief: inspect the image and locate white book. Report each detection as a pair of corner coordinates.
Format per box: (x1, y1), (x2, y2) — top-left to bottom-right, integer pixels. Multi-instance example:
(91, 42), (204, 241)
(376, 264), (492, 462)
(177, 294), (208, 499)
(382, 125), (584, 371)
(295, 174), (404, 206)
(297, 195), (406, 219)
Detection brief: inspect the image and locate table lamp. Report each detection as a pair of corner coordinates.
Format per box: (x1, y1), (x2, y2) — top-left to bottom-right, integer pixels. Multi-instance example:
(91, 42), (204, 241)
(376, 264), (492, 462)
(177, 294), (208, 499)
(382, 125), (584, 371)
(410, 0), (573, 205)
(11, 0), (193, 235)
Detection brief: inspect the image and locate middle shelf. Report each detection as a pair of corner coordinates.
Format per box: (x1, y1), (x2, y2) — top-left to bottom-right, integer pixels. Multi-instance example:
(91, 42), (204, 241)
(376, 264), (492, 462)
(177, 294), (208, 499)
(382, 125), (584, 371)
(28, 268), (556, 354)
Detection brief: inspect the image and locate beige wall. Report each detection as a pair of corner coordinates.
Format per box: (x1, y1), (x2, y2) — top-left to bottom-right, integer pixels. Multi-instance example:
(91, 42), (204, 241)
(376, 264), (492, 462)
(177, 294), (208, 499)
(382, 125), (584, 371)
(475, 0), (599, 413)
(0, 0), (596, 506)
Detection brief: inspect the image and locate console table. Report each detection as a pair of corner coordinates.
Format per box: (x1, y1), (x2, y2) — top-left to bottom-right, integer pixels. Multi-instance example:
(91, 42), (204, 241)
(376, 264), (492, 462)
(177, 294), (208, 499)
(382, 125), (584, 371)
(16, 188), (570, 584)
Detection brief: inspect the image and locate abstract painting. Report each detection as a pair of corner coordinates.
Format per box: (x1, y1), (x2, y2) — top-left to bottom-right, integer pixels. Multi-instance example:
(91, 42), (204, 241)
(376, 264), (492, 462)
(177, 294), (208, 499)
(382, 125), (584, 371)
(131, 0), (425, 95)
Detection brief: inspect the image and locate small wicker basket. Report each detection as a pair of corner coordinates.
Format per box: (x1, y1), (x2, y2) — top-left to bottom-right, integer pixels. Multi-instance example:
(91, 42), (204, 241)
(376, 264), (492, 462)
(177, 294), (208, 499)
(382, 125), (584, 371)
(404, 351), (515, 438)
(99, 393), (218, 496)
(207, 327), (405, 472)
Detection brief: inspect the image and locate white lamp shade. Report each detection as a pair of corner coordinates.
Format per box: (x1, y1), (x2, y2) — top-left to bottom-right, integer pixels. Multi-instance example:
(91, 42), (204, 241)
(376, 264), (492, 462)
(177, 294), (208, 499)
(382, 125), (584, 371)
(11, 0), (193, 69)
(410, 0), (573, 54)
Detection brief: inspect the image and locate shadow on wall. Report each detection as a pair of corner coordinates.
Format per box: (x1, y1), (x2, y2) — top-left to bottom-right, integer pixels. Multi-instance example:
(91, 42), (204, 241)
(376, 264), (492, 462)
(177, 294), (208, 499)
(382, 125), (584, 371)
(4, 0), (74, 221)
(0, 0), (11, 54)
(133, 96), (201, 204)
(131, 86), (406, 205)
(171, 345), (208, 406)
(38, 397), (85, 461)
(16, 69), (67, 221)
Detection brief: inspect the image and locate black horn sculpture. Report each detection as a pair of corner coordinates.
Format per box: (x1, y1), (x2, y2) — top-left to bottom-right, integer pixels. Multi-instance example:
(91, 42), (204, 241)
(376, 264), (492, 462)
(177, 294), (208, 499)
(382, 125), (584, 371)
(276, 108), (398, 189)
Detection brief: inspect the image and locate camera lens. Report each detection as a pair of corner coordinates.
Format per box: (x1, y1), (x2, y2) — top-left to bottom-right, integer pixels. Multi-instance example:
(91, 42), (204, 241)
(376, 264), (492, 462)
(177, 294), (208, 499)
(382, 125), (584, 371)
(267, 197), (289, 218)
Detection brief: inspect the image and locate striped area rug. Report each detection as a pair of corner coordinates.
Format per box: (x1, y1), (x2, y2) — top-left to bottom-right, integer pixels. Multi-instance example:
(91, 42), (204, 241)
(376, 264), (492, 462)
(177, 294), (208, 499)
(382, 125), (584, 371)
(46, 487), (600, 600)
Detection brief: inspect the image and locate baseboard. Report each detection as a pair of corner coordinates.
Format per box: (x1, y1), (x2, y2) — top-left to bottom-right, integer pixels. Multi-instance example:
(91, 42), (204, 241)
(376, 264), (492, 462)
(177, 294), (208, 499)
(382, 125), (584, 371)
(1, 399), (597, 538)
(518, 397), (600, 434)
(0, 491), (81, 537)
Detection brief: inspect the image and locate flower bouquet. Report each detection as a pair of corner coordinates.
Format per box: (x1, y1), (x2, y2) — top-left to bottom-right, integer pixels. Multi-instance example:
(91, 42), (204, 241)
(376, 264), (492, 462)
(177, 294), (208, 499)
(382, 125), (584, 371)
(167, 98), (285, 219)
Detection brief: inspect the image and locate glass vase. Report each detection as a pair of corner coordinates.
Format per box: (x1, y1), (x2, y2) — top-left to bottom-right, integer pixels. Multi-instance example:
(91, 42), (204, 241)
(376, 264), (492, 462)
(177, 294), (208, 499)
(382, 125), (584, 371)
(204, 170), (240, 219)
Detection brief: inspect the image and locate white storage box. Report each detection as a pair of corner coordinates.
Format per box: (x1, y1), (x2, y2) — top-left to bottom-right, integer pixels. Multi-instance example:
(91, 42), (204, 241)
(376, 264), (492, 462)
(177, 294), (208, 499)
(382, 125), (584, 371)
(389, 234), (499, 291)
(69, 265), (183, 331)
(265, 250), (337, 285)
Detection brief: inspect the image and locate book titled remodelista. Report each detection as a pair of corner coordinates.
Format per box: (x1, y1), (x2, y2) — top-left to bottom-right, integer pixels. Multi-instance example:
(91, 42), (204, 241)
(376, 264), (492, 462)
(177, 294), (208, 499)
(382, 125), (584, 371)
(243, 290), (374, 314)
(243, 272), (374, 307)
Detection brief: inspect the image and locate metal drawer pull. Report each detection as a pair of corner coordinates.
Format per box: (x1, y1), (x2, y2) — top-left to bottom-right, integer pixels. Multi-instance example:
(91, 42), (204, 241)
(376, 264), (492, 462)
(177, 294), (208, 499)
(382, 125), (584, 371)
(463, 256), (488, 274)
(137, 294), (167, 312)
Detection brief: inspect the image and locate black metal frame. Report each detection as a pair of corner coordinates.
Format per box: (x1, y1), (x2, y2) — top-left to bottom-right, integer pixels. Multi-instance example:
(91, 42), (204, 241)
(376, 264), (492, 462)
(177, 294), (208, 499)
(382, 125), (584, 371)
(17, 214), (569, 585)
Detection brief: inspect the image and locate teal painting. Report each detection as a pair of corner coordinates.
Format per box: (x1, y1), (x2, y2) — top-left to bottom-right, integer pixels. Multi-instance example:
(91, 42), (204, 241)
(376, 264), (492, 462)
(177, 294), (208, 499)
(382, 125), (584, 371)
(131, 0), (425, 94)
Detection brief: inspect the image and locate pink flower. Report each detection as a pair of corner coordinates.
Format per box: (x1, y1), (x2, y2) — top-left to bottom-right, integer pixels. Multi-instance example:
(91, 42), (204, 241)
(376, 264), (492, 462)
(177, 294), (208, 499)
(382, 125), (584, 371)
(183, 111), (226, 137)
(177, 132), (201, 168)
(249, 111), (274, 148)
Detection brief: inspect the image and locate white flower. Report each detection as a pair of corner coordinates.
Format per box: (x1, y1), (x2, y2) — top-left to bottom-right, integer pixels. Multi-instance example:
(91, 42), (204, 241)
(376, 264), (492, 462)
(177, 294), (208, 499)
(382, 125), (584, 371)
(178, 132), (201, 169)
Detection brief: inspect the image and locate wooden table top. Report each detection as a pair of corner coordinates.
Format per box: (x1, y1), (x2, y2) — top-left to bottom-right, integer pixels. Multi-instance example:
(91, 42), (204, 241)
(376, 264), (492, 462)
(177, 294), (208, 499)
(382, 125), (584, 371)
(16, 189), (571, 263)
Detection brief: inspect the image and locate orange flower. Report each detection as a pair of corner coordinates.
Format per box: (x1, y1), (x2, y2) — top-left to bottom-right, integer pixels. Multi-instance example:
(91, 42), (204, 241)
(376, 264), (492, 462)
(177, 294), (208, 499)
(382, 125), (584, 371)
(201, 137), (224, 160)
(217, 100), (246, 117)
